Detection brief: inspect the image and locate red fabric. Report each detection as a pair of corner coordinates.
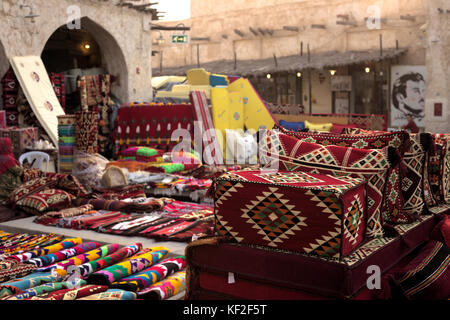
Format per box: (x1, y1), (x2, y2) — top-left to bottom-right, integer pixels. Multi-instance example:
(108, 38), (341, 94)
(186, 215), (437, 299)
(431, 216), (450, 247)
(215, 170), (367, 258)
(403, 119), (419, 133)
(330, 123), (358, 134)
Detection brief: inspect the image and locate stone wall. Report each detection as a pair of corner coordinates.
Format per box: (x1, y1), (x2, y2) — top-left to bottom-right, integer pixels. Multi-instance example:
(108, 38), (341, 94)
(0, 0), (153, 102)
(154, 0), (427, 69)
(424, 0), (450, 133)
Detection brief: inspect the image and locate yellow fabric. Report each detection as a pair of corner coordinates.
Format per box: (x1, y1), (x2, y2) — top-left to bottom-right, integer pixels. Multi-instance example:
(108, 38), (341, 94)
(228, 78), (275, 131)
(228, 91), (244, 130)
(304, 120), (333, 132)
(186, 68), (211, 85)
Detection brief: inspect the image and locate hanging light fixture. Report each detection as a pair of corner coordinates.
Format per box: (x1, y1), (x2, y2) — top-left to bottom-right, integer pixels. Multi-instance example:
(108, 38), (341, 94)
(156, 32), (165, 46)
(365, 67), (371, 73)
(266, 73), (272, 79)
(297, 72), (302, 78)
(329, 69), (337, 76)
(84, 43), (91, 50)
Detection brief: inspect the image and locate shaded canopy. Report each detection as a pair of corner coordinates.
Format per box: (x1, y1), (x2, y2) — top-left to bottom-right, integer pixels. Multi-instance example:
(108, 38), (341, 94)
(153, 48), (407, 77)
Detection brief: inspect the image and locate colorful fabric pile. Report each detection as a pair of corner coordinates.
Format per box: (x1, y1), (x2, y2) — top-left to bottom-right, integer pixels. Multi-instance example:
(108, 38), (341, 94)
(57, 115), (76, 174)
(0, 231), (187, 300)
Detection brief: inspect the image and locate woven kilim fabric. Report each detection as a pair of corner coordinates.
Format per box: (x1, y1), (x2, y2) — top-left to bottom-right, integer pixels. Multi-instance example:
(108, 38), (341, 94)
(43, 244), (120, 277)
(0, 271), (62, 299)
(402, 133), (431, 217)
(214, 170), (366, 258)
(5, 238), (82, 263)
(6, 280), (88, 300)
(110, 256), (186, 292)
(137, 271), (186, 300)
(113, 103), (195, 156)
(27, 284), (108, 300)
(260, 130), (389, 238)
(189, 91), (223, 165)
(27, 241), (101, 268)
(86, 248), (169, 286)
(0, 263), (37, 283)
(428, 134), (450, 205)
(77, 243), (143, 278)
(75, 111), (98, 154)
(276, 126), (409, 230)
(79, 288), (137, 300)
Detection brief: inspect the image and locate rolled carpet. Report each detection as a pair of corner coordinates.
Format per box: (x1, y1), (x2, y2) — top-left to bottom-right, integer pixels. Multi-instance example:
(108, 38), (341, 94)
(26, 241), (101, 268)
(78, 288), (137, 300)
(110, 256), (186, 292)
(137, 271), (186, 300)
(77, 243), (143, 278)
(86, 247), (169, 286)
(6, 280), (88, 300)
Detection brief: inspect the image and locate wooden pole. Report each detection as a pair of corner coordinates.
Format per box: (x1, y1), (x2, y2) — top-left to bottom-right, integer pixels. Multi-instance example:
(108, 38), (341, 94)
(197, 44), (200, 68)
(300, 41), (303, 56)
(379, 34), (384, 115)
(234, 51), (237, 70)
(308, 44), (312, 115)
(160, 50), (163, 73)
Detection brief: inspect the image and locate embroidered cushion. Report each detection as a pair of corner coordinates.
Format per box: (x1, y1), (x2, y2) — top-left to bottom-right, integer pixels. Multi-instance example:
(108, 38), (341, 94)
(275, 125), (410, 226)
(393, 240), (450, 300)
(428, 134), (450, 205)
(215, 170), (367, 258)
(260, 130), (391, 238)
(120, 147), (163, 163)
(9, 174), (64, 204)
(16, 188), (75, 215)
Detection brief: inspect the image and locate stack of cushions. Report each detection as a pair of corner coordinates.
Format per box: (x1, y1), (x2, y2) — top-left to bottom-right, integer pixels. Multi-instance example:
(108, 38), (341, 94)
(427, 134), (450, 206)
(274, 125), (411, 229)
(120, 147), (164, 163)
(8, 172), (87, 216)
(214, 170), (367, 258)
(57, 115), (76, 174)
(260, 129), (392, 239)
(0, 137), (23, 203)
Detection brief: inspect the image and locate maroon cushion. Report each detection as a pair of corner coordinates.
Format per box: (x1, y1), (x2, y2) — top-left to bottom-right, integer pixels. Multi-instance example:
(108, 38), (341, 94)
(330, 123), (358, 134)
(393, 240), (450, 300)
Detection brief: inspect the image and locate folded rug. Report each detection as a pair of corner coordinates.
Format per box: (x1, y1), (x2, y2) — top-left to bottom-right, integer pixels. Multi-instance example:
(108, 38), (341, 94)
(6, 238), (82, 262)
(110, 256), (186, 292)
(0, 271), (62, 299)
(137, 271), (186, 300)
(6, 280), (88, 300)
(27, 241), (101, 268)
(27, 284), (108, 300)
(77, 243), (143, 278)
(86, 248), (169, 286)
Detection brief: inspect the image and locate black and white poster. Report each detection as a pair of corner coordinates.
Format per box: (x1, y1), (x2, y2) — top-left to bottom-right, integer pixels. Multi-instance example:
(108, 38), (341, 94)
(391, 65), (426, 128)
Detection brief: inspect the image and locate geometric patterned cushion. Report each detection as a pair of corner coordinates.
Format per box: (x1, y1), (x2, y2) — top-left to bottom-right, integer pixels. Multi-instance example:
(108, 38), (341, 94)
(16, 188), (75, 215)
(276, 125), (410, 227)
(8, 175), (63, 204)
(428, 134), (450, 205)
(393, 240), (450, 300)
(402, 133), (430, 218)
(260, 130), (390, 239)
(215, 170), (367, 259)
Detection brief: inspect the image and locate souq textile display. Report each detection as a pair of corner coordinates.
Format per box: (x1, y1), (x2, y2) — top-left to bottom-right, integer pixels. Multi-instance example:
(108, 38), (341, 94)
(77, 243), (143, 278)
(9, 56), (65, 147)
(5, 237), (82, 263)
(214, 170), (367, 258)
(57, 115), (76, 174)
(26, 241), (101, 268)
(110, 256), (186, 292)
(86, 248), (170, 286)
(0, 271), (62, 299)
(189, 91), (223, 165)
(79, 288), (137, 300)
(113, 103), (195, 156)
(5, 280), (88, 300)
(27, 284), (109, 300)
(260, 129), (391, 238)
(75, 111), (98, 154)
(38, 244), (119, 275)
(137, 271), (186, 300)
(274, 126), (409, 230)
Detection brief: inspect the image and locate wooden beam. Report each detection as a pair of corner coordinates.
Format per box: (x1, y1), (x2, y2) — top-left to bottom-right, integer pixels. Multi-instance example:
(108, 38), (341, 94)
(283, 26), (299, 32)
(249, 27), (259, 36)
(234, 29), (245, 37)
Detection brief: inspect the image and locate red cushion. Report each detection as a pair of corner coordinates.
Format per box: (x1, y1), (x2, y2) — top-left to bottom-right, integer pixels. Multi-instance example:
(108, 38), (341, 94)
(330, 123), (358, 134)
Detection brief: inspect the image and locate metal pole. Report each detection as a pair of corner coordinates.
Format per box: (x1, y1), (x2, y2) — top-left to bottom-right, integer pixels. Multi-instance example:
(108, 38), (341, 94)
(160, 50), (163, 73)
(197, 44), (200, 68)
(379, 34), (384, 115)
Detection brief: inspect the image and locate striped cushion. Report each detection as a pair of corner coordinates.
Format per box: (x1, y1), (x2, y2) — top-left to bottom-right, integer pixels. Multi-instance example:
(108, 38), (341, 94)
(394, 240), (450, 300)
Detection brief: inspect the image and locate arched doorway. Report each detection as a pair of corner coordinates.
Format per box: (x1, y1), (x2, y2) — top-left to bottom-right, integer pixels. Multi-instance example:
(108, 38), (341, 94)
(41, 17), (129, 106)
